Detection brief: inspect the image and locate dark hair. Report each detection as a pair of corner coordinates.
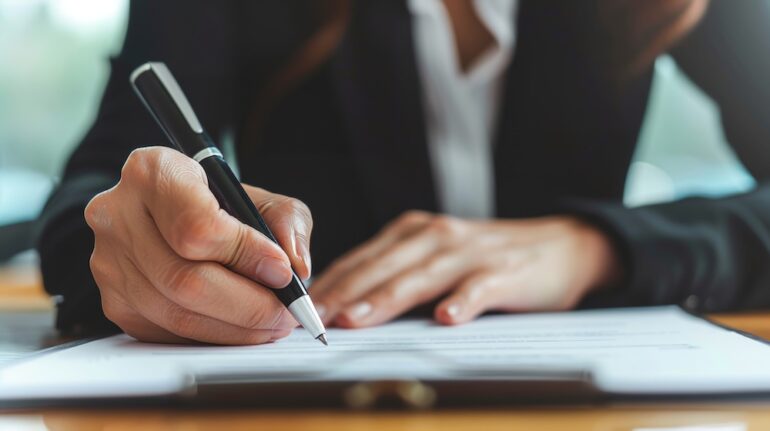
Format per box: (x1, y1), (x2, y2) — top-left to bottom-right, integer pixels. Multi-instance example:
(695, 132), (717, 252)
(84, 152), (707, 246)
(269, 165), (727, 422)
(240, 0), (351, 148)
(598, 0), (709, 78)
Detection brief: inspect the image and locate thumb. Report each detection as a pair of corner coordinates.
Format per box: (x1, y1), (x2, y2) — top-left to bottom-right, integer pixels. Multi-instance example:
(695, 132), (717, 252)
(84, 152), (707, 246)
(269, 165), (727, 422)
(140, 149), (295, 289)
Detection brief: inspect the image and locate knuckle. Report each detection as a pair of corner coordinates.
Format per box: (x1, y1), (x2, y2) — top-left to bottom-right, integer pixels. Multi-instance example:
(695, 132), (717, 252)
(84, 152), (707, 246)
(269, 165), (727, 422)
(320, 286), (350, 311)
(467, 275), (494, 295)
(428, 215), (462, 235)
(89, 252), (109, 281)
(225, 224), (252, 268)
(161, 264), (207, 307)
(121, 148), (156, 185)
(156, 149), (207, 192)
(396, 210), (430, 227)
(339, 270), (372, 298)
(393, 273), (432, 304)
(170, 212), (217, 260)
(424, 254), (452, 276)
(84, 192), (113, 231)
(379, 282), (405, 304)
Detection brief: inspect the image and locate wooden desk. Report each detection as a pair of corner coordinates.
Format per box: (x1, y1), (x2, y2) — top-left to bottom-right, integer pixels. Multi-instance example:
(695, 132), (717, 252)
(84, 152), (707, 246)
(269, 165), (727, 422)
(1, 264), (769, 431)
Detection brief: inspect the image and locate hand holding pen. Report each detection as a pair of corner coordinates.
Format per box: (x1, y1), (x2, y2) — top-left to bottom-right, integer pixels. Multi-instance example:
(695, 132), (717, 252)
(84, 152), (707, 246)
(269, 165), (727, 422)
(84, 63), (326, 345)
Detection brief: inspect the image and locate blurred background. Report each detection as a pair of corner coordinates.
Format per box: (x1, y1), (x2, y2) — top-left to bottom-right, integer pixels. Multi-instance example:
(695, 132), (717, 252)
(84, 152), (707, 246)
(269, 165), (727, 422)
(0, 0), (756, 263)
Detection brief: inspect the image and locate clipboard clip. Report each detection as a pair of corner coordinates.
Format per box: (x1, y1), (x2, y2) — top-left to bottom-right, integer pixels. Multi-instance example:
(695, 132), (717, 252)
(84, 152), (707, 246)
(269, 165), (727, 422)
(344, 380), (438, 409)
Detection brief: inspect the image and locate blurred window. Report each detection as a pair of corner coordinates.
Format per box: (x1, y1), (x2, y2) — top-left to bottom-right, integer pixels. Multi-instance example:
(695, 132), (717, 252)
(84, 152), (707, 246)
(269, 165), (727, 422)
(626, 56), (754, 207)
(0, 0), (128, 226)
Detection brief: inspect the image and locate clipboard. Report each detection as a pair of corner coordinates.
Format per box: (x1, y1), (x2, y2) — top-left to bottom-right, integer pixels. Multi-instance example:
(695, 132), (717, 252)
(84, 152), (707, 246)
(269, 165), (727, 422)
(0, 367), (600, 410)
(2, 306), (770, 410)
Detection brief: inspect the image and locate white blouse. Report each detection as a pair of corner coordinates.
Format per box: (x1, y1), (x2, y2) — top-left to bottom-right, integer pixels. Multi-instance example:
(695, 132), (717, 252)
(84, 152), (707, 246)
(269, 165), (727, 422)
(408, 0), (519, 219)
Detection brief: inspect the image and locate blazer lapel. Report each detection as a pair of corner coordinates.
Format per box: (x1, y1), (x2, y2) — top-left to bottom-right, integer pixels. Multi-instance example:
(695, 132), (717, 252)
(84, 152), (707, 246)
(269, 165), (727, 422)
(330, 0), (437, 227)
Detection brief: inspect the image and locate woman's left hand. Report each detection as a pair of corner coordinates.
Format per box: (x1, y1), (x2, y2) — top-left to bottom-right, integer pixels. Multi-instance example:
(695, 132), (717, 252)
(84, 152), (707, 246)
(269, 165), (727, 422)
(311, 212), (622, 328)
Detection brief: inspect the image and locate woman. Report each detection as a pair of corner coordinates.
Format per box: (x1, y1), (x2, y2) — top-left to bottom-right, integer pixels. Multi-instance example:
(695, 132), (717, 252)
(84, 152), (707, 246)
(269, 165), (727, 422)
(38, 0), (770, 344)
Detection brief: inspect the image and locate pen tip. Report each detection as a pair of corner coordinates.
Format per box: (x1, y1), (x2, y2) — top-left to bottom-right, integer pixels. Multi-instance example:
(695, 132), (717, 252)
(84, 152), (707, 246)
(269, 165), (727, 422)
(317, 334), (328, 346)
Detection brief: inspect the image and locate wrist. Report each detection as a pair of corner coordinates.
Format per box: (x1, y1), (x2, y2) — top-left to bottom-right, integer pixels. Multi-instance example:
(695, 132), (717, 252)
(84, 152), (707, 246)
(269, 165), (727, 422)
(571, 218), (623, 293)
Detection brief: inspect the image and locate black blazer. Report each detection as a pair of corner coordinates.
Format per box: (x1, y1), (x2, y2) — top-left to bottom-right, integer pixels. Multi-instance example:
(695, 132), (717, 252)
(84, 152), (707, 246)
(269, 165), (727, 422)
(38, 0), (770, 333)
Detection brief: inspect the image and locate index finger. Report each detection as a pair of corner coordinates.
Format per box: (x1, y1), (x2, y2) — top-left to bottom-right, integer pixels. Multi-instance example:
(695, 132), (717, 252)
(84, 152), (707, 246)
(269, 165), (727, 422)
(310, 211), (433, 299)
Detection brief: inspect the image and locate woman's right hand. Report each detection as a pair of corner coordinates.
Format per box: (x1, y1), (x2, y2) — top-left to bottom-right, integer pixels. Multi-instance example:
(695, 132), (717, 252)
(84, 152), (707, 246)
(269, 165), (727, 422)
(84, 147), (313, 345)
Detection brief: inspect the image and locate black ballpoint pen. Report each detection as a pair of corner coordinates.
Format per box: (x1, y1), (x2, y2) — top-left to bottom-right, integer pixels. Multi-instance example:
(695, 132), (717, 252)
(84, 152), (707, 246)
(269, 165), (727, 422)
(130, 62), (327, 345)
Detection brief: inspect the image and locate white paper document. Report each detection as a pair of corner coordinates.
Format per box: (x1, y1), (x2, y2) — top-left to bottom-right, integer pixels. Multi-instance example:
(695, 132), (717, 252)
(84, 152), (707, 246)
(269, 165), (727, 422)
(2, 306), (770, 400)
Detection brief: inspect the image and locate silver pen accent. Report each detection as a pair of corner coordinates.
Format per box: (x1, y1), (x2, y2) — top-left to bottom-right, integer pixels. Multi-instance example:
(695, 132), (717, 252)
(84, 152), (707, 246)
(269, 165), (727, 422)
(288, 296), (328, 345)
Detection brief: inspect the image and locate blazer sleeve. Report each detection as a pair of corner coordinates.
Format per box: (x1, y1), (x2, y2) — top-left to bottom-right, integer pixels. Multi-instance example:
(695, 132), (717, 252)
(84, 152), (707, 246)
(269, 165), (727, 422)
(36, 0), (241, 334)
(569, 0), (770, 313)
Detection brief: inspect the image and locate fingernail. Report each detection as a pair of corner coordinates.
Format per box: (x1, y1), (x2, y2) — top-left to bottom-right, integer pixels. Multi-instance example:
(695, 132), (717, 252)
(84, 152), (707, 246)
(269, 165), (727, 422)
(296, 238), (312, 277)
(345, 302), (372, 321)
(446, 304), (461, 318)
(256, 257), (292, 287)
